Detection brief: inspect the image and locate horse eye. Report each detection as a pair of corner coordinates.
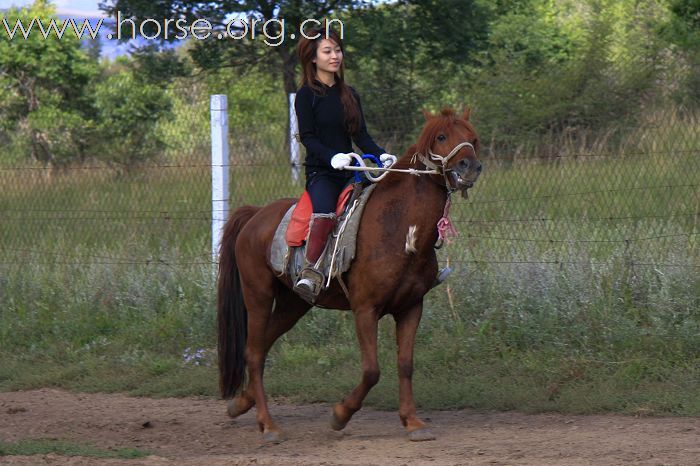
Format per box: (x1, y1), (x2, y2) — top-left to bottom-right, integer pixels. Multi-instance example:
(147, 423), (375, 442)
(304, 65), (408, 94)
(437, 134), (446, 142)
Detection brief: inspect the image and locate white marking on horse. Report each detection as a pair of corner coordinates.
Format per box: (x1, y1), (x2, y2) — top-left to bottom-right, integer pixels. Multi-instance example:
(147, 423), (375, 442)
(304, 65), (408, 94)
(405, 225), (417, 254)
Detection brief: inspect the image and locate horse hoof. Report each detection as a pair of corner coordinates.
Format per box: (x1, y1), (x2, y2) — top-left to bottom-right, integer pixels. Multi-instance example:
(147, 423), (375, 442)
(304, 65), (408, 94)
(330, 411), (349, 431)
(226, 398), (252, 418)
(262, 429), (285, 443)
(408, 428), (436, 442)
(226, 399), (241, 418)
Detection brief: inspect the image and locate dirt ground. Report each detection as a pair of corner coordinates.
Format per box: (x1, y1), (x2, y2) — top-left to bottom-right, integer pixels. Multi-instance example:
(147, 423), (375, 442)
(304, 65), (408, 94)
(0, 389), (698, 465)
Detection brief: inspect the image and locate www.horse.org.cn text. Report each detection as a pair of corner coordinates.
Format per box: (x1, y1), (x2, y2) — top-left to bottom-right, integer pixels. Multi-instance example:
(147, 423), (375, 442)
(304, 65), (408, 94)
(1, 13), (345, 47)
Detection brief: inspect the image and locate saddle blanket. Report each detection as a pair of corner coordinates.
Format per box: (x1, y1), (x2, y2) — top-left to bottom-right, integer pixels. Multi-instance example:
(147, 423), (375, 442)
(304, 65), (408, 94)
(270, 184), (376, 285)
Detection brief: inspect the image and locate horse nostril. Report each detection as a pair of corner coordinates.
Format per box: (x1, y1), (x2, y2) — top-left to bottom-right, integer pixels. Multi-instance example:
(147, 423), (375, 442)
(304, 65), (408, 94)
(459, 159), (470, 169)
(475, 162), (483, 173)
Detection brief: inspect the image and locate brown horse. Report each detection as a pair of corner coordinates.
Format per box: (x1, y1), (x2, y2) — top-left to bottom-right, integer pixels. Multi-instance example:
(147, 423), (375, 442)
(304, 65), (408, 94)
(217, 107), (482, 442)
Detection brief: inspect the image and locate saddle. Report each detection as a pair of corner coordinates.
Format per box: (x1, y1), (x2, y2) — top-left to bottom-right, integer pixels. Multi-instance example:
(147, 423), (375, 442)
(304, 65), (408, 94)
(270, 183), (377, 292)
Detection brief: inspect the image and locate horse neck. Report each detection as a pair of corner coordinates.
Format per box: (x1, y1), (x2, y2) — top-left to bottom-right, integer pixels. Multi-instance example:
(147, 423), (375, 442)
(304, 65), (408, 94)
(374, 162), (449, 244)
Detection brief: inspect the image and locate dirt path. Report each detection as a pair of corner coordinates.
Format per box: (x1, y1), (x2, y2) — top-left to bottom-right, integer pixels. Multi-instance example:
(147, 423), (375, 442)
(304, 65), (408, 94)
(0, 389), (698, 465)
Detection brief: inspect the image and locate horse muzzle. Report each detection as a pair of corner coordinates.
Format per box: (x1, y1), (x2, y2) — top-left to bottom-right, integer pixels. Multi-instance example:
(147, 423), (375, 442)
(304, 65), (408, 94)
(450, 160), (482, 198)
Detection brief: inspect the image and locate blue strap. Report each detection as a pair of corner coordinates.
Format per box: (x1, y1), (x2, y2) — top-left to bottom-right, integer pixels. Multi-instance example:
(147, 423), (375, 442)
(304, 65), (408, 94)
(353, 154), (381, 183)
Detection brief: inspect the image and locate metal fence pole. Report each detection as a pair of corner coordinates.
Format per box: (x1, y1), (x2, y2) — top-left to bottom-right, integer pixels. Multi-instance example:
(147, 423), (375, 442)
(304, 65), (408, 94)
(289, 92), (301, 184)
(211, 94), (230, 268)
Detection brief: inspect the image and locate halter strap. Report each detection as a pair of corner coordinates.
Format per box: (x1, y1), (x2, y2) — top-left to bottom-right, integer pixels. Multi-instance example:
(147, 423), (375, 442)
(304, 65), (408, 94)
(417, 141), (476, 194)
(428, 141), (476, 166)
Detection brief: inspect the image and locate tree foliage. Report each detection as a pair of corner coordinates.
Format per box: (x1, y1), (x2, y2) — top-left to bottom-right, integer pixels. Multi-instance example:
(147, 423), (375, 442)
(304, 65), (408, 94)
(336, 0), (489, 144)
(0, 1), (172, 166)
(0, 0), (97, 164)
(93, 68), (172, 166)
(2, 0), (699, 166)
(665, 0), (700, 102)
(464, 0), (675, 144)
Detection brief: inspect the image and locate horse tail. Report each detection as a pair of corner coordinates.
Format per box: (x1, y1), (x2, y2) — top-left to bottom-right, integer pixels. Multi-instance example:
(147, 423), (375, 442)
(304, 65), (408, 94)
(217, 205), (260, 399)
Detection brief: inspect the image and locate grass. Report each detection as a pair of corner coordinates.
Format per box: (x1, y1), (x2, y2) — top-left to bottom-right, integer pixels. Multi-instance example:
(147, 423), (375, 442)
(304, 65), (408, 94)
(0, 109), (698, 415)
(0, 438), (150, 459)
(0, 251), (697, 415)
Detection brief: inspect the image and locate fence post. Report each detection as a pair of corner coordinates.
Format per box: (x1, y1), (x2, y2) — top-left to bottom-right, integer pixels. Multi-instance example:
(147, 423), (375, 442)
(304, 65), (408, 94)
(211, 95), (230, 269)
(289, 93), (302, 184)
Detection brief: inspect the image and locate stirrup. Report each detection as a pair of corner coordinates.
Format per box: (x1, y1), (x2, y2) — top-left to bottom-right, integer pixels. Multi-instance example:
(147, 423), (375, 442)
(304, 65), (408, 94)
(293, 267), (325, 303)
(432, 267), (453, 288)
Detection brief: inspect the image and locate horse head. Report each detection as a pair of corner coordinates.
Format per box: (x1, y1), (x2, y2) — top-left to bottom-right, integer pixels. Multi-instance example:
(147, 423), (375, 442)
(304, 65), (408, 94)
(415, 107), (482, 199)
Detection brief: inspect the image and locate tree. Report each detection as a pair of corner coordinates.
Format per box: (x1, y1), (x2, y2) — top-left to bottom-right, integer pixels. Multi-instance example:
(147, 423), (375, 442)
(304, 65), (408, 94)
(665, 0), (700, 102)
(92, 67), (172, 167)
(0, 0), (98, 165)
(669, 0), (700, 34)
(466, 0), (671, 145)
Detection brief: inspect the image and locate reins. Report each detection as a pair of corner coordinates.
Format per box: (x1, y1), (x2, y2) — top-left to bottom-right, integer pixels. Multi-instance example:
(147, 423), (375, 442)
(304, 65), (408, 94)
(342, 154), (438, 182)
(342, 140), (476, 187)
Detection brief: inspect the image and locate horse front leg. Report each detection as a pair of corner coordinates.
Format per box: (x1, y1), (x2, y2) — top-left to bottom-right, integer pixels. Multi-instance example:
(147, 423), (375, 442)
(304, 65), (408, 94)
(395, 302), (435, 441)
(331, 309), (380, 431)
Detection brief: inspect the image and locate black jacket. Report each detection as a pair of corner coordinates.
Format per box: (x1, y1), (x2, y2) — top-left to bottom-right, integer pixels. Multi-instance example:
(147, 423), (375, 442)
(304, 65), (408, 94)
(295, 81), (385, 179)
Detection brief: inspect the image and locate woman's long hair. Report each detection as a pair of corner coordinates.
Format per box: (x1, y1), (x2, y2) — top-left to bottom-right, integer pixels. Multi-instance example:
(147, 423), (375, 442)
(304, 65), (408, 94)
(296, 27), (361, 135)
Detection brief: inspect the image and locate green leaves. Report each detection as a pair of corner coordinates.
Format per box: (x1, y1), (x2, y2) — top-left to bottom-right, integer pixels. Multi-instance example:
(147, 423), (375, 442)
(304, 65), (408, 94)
(468, 0), (677, 144)
(93, 70), (171, 166)
(0, 2), (97, 165)
(0, 1), (172, 166)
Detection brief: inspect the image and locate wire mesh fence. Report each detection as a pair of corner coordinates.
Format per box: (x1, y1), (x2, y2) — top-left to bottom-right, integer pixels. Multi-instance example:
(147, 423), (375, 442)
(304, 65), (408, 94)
(1, 81), (698, 290)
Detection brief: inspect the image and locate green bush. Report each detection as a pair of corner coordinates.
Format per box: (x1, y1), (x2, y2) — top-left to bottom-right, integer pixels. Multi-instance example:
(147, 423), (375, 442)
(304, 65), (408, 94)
(93, 70), (171, 166)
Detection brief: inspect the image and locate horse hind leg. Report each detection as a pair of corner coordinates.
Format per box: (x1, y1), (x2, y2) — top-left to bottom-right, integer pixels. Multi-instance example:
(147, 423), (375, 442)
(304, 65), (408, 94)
(230, 261), (280, 442)
(331, 309), (380, 431)
(240, 276), (313, 442)
(228, 291), (311, 420)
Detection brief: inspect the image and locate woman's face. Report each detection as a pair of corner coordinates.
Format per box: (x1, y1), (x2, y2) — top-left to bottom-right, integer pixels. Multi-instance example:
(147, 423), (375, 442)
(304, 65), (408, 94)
(313, 38), (342, 76)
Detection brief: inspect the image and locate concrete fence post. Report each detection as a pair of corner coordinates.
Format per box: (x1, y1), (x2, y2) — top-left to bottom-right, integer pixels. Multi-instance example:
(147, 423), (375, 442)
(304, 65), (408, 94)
(211, 94), (230, 268)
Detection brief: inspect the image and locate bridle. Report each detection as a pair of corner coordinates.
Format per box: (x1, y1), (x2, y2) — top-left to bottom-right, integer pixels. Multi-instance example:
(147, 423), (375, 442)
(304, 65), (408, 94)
(342, 140), (477, 250)
(418, 140), (479, 248)
(344, 140), (477, 193)
(414, 140), (477, 194)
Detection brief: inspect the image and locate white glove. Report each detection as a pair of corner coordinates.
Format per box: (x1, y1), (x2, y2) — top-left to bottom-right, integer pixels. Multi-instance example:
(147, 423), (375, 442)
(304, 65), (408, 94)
(380, 153), (397, 167)
(330, 152), (353, 170)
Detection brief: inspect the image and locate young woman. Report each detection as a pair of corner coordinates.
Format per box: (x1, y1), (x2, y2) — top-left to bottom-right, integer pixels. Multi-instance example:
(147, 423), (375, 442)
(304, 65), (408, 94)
(292, 28), (393, 301)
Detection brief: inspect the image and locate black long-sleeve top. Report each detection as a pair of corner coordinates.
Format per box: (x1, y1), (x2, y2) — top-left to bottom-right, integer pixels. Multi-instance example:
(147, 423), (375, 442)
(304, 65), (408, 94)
(294, 81), (385, 179)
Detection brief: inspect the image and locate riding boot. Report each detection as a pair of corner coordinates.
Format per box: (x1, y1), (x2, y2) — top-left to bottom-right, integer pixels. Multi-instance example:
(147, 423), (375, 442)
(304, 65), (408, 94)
(293, 213), (337, 302)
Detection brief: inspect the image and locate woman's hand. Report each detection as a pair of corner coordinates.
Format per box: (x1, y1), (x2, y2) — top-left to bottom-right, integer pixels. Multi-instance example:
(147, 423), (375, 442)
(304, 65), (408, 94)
(380, 153), (397, 167)
(330, 152), (355, 169)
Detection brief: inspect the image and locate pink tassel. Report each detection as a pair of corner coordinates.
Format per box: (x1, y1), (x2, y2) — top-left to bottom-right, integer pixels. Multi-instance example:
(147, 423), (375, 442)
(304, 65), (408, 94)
(437, 197), (458, 244)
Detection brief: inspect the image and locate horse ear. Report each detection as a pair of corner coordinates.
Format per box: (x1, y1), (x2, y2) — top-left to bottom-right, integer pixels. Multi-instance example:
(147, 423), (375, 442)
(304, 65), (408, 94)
(422, 108), (433, 120)
(462, 107), (472, 121)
